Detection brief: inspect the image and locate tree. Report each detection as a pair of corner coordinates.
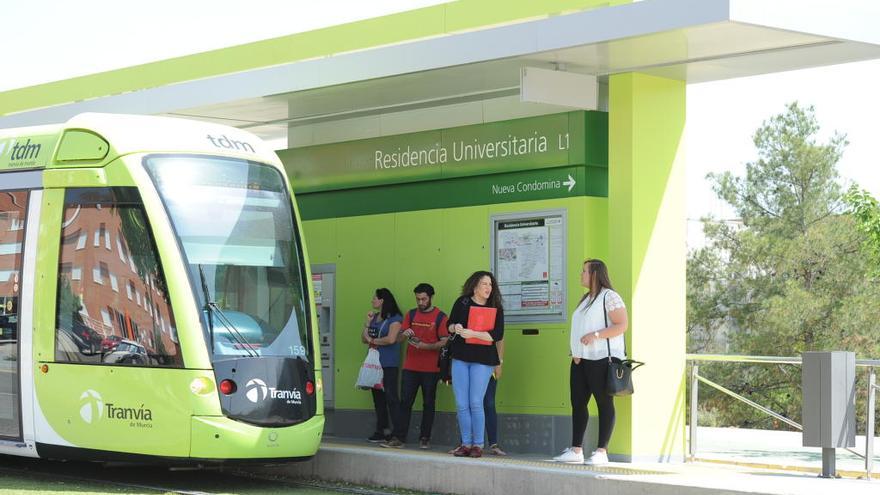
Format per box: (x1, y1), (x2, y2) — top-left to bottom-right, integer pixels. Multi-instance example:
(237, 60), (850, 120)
(687, 102), (880, 430)
(844, 185), (880, 273)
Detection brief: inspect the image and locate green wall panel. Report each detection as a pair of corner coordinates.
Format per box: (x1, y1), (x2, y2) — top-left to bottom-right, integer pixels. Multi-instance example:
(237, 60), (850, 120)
(392, 210), (445, 308)
(303, 219), (338, 266)
(333, 215), (396, 410)
(309, 196), (608, 416)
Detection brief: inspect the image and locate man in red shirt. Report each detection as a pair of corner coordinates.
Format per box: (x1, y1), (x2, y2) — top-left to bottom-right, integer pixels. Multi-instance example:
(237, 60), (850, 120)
(381, 283), (448, 449)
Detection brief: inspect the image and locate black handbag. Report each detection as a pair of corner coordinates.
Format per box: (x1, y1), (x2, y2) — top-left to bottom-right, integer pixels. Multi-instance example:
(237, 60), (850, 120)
(438, 297), (471, 384)
(437, 333), (456, 384)
(601, 292), (644, 396)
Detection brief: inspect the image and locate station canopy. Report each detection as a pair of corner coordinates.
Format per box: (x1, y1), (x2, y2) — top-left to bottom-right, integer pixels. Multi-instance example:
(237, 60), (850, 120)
(2, 0), (879, 145)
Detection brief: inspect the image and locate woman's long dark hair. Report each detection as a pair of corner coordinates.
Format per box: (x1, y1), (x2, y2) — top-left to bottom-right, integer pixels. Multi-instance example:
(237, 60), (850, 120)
(460, 271), (503, 309)
(579, 259), (615, 310)
(375, 288), (402, 319)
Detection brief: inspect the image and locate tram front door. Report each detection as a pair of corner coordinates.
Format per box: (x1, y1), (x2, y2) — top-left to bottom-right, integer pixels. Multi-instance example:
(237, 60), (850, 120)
(0, 188), (29, 440)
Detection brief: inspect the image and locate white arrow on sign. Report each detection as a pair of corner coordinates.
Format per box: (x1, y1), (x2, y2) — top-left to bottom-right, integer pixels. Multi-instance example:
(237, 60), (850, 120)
(563, 174), (576, 192)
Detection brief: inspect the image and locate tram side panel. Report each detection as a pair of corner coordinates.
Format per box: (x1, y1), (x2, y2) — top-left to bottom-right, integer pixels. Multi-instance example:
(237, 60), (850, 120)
(30, 184), (205, 458)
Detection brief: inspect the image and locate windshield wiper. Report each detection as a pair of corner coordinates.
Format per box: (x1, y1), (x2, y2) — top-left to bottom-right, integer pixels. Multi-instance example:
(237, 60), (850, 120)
(197, 264), (259, 358)
(208, 302), (260, 358)
(198, 264), (215, 353)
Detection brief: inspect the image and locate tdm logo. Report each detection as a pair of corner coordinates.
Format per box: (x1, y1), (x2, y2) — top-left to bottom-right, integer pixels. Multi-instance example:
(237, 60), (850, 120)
(79, 389), (104, 424)
(3, 139), (42, 161)
(206, 134), (255, 153)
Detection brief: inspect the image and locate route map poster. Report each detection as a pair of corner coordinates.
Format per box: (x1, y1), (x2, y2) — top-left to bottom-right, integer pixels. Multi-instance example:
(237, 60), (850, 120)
(492, 212), (565, 321)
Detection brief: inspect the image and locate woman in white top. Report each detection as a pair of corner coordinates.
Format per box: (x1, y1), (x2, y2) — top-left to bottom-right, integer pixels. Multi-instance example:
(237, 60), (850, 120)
(553, 259), (628, 466)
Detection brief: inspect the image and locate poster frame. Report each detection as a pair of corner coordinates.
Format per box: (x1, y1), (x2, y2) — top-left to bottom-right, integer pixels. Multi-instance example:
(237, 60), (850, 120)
(489, 208), (567, 324)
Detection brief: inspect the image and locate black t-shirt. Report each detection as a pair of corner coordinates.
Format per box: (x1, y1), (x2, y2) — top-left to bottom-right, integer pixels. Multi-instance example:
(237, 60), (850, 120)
(447, 296), (504, 366)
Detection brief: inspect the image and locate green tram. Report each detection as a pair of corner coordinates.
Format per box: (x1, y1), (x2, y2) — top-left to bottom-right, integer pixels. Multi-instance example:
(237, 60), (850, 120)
(0, 113), (322, 462)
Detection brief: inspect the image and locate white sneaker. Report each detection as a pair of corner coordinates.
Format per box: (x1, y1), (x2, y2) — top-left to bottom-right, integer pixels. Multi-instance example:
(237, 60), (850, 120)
(552, 447), (584, 463)
(584, 450), (609, 465)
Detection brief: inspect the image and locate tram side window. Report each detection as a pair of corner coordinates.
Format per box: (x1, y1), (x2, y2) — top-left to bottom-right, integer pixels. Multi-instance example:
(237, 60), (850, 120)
(55, 188), (183, 367)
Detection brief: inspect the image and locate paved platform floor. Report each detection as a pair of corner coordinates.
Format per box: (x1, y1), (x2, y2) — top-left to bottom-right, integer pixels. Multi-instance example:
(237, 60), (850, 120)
(252, 437), (880, 495)
(693, 426), (879, 477)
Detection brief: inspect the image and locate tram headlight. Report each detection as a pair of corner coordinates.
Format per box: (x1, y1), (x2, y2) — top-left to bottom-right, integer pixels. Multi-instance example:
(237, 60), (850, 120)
(190, 376), (215, 395)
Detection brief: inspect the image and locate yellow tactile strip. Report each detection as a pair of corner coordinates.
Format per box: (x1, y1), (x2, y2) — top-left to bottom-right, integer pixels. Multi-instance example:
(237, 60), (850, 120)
(695, 456), (873, 480)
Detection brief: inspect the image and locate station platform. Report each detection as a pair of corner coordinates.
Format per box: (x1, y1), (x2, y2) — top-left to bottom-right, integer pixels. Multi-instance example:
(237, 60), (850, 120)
(694, 426), (880, 478)
(252, 437), (879, 495)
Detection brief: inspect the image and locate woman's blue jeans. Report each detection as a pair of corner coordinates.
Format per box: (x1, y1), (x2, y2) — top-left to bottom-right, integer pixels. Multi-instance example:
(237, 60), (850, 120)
(451, 358), (494, 447)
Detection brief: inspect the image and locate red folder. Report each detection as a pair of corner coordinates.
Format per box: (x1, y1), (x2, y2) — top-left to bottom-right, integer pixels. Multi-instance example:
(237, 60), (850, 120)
(466, 306), (496, 346)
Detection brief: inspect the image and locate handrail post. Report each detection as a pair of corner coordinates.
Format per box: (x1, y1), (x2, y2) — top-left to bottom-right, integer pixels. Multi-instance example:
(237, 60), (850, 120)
(867, 368), (876, 480)
(690, 364), (699, 460)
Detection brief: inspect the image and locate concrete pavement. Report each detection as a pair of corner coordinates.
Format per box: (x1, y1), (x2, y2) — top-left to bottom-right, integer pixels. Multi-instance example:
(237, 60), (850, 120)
(693, 426), (880, 478)
(251, 438), (880, 495)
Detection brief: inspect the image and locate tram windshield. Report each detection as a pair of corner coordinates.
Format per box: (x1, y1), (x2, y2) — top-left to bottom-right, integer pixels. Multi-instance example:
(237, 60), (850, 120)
(144, 155), (311, 361)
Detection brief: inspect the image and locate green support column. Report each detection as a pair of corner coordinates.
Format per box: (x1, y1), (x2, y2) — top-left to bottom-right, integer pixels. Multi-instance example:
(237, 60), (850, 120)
(608, 73), (687, 462)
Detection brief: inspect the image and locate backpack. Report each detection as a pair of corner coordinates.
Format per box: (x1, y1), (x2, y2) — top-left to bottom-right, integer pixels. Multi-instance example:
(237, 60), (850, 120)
(406, 308), (447, 340)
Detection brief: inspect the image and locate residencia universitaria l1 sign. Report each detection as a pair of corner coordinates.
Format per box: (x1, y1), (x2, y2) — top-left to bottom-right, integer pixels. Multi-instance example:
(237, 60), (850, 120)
(278, 112), (605, 194)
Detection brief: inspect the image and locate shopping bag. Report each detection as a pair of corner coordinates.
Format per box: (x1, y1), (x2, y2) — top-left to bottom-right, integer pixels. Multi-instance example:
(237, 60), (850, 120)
(355, 348), (384, 390)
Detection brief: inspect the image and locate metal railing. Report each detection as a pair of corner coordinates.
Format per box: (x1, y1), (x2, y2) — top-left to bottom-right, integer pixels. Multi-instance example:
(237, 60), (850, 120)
(687, 354), (880, 480)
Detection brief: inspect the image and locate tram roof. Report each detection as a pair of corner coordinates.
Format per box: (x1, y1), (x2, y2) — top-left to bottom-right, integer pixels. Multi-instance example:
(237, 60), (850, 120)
(0, 113), (279, 172)
(1, 0), (879, 146)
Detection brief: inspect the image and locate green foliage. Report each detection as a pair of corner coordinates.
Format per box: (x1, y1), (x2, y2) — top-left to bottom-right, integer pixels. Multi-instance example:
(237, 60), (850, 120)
(687, 102), (880, 431)
(844, 185), (880, 272)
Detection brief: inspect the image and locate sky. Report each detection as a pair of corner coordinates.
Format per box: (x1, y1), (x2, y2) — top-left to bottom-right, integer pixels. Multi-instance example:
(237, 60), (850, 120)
(685, 60), (880, 246)
(0, 1), (445, 93)
(2, 1), (878, 249)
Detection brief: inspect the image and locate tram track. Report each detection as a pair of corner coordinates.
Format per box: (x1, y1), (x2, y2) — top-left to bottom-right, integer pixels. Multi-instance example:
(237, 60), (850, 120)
(0, 456), (406, 495)
(0, 460), (222, 495)
(234, 472), (427, 495)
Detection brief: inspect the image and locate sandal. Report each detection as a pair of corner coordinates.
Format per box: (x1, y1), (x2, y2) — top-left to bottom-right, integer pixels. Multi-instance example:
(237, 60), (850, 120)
(488, 444), (507, 456)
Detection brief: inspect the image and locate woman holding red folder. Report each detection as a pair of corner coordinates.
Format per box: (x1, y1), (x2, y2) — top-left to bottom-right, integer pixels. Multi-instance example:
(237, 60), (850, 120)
(447, 271), (504, 458)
